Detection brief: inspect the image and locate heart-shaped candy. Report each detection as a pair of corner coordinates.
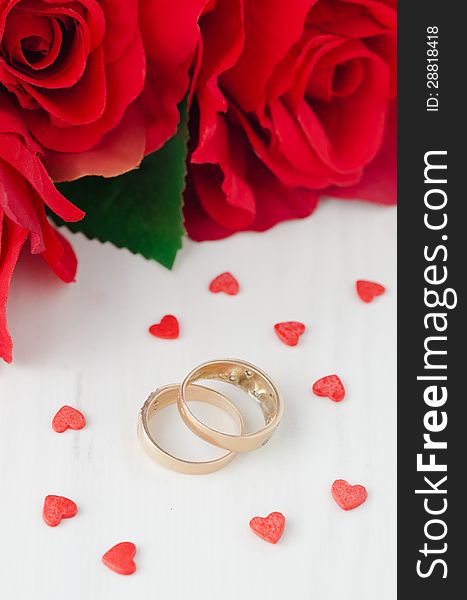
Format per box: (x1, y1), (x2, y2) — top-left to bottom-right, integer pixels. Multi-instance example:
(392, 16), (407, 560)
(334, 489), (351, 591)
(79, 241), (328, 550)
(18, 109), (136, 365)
(356, 280), (386, 303)
(332, 479), (368, 511)
(274, 321), (305, 346)
(43, 495), (78, 527)
(209, 272), (239, 295)
(102, 542), (136, 575)
(249, 512), (285, 544)
(149, 315), (179, 339)
(312, 374), (345, 402)
(52, 406), (86, 433)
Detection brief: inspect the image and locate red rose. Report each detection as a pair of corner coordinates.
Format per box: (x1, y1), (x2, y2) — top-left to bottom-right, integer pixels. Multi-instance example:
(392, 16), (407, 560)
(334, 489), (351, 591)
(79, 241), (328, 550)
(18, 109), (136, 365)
(0, 94), (83, 363)
(0, 1), (212, 362)
(0, 0), (208, 181)
(185, 0), (397, 240)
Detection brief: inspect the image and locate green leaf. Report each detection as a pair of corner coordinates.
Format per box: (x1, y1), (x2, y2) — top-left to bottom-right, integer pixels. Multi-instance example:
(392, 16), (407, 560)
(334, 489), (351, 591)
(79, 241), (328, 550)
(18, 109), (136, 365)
(53, 104), (188, 269)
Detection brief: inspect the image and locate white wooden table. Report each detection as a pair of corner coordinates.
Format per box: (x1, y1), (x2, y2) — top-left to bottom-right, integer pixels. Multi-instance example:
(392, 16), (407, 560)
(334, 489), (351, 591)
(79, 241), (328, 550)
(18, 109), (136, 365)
(0, 199), (396, 599)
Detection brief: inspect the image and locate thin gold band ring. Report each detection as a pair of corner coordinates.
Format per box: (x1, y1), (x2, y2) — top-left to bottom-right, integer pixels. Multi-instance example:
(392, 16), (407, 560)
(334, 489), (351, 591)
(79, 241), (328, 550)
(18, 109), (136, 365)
(177, 359), (283, 453)
(138, 384), (244, 474)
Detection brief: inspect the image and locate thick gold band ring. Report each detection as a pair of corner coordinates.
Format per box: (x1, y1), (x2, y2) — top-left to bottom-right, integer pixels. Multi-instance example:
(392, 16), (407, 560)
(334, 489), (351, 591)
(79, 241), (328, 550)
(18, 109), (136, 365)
(178, 359), (283, 453)
(137, 384), (244, 474)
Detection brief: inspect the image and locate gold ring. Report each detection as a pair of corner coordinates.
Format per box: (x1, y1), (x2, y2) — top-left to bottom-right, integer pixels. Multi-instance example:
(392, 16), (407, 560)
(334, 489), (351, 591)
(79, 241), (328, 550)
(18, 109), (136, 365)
(178, 359), (283, 452)
(137, 384), (244, 474)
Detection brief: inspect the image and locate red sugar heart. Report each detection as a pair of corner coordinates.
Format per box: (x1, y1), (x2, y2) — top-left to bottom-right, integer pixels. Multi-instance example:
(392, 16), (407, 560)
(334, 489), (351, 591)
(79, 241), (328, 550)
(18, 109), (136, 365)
(312, 374), (346, 403)
(332, 479), (368, 511)
(356, 280), (386, 303)
(149, 315), (179, 339)
(209, 272), (239, 295)
(52, 406), (86, 433)
(249, 512), (285, 544)
(102, 542), (136, 575)
(43, 495), (78, 527)
(274, 322), (306, 346)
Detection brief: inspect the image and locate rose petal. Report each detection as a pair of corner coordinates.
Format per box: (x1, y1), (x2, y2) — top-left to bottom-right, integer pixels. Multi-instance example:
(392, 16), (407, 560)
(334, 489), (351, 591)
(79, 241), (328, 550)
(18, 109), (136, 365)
(139, 0), (208, 64)
(44, 103), (146, 180)
(185, 150), (319, 240)
(0, 134), (84, 222)
(221, 0), (313, 112)
(0, 94), (41, 150)
(325, 101), (396, 204)
(142, 61), (190, 155)
(0, 158), (43, 253)
(140, 0), (210, 153)
(0, 215), (28, 363)
(22, 46), (107, 124)
(99, 0), (139, 62)
(190, 0), (245, 160)
(191, 119), (256, 230)
(42, 226), (78, 284)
